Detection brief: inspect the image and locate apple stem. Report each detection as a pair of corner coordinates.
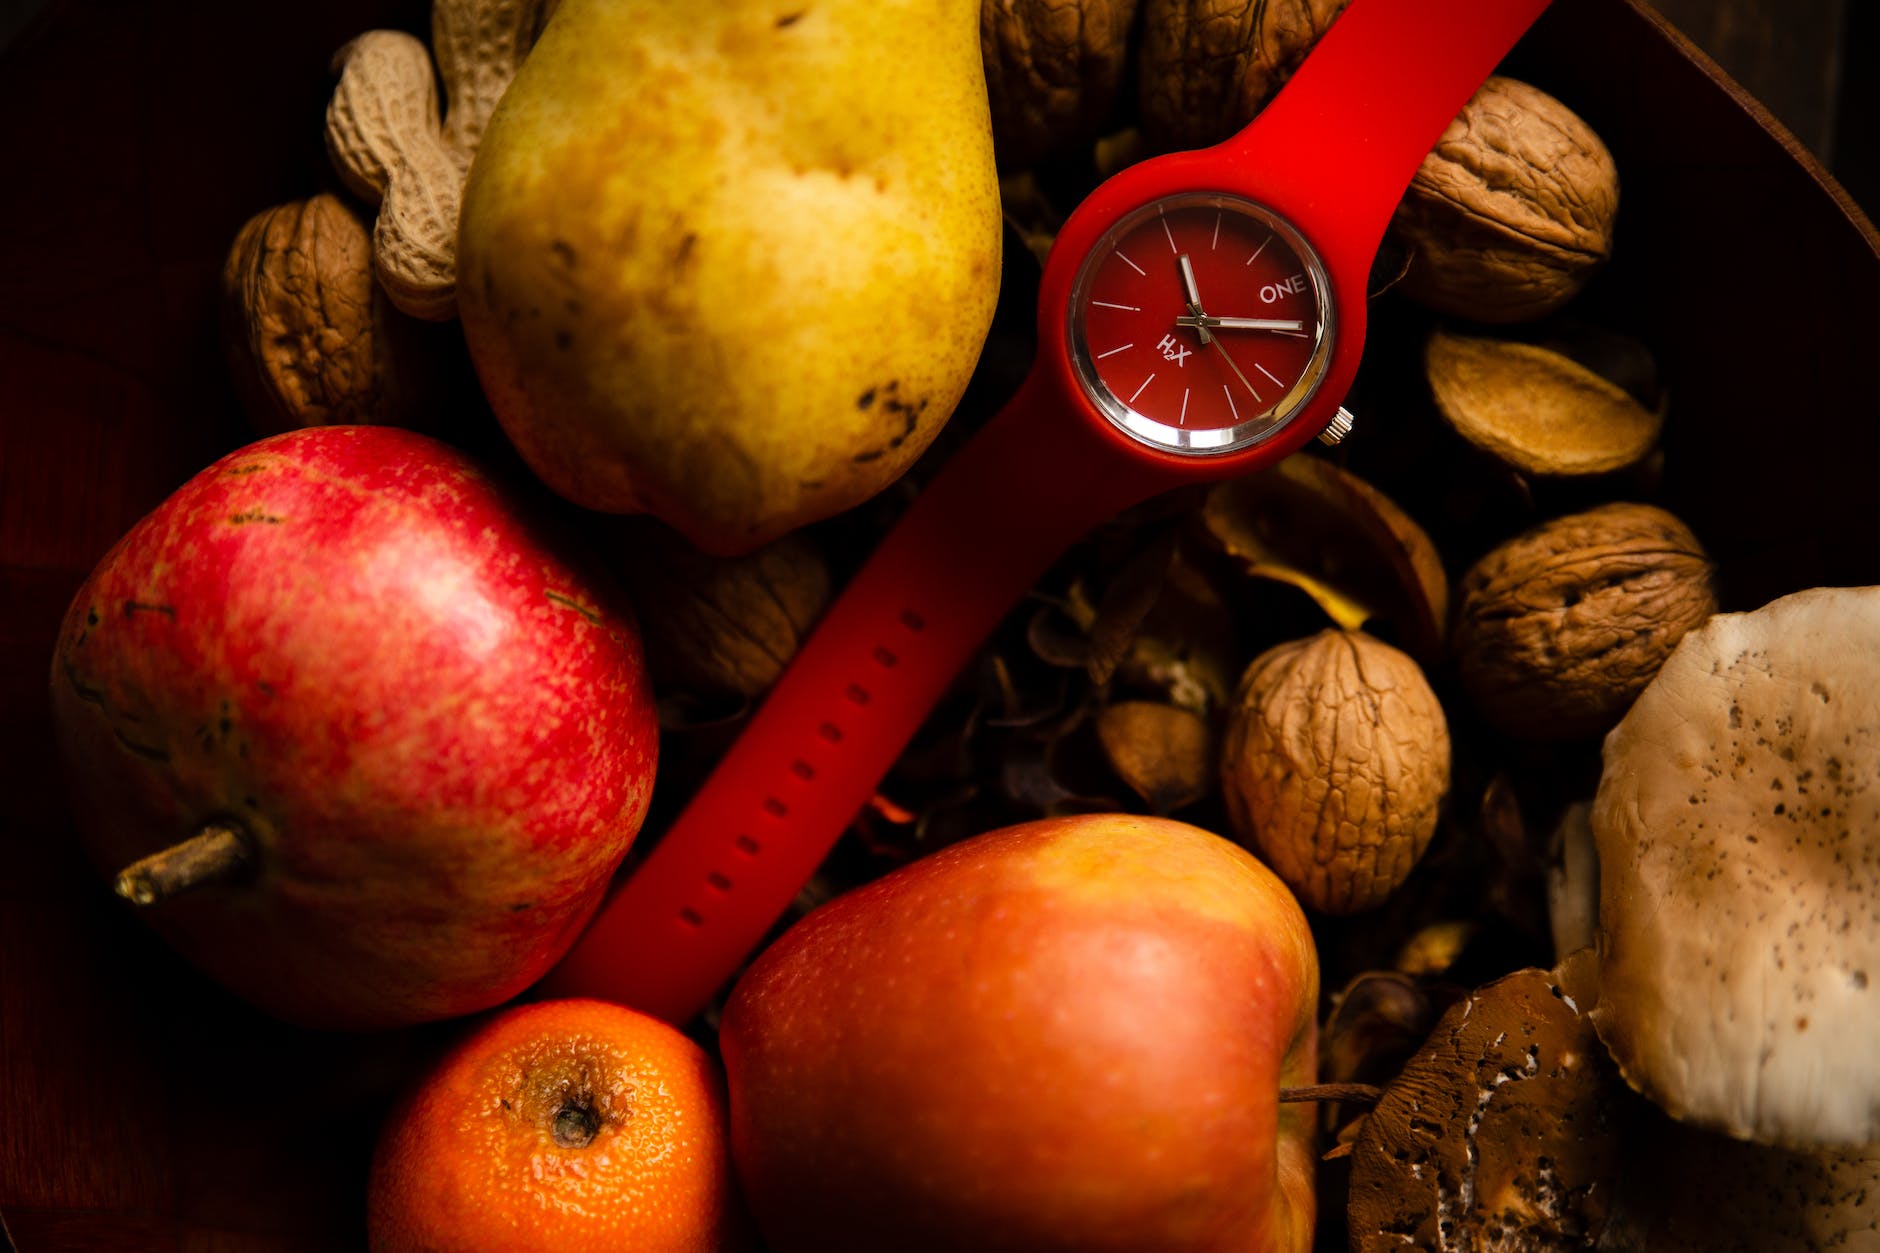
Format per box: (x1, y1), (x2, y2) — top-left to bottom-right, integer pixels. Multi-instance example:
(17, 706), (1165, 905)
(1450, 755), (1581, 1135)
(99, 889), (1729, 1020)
(113, 821), (254, 906)
(1279, 1082), (1384, 1107)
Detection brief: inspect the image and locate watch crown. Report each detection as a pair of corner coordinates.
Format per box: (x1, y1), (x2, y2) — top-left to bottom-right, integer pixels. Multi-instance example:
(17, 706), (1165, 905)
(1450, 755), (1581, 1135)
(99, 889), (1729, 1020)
(1318, 406), (1355, 446)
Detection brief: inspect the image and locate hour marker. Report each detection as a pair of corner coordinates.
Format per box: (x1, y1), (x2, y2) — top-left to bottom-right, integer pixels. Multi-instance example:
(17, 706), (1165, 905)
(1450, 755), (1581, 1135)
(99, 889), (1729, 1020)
(1128, 373), (1155, 404)
(1179, 387), (1190, 426)
(1117, 250), (1146, 276)
(1224, 383), (1241, 417)
(1160, 210), (1178, 252)
(1096, 343), (1132, 359)
(1256, 361), (1286, 388)
(1245, 234), (1272, 266)
(1211, 212), (1222, 250)
(1091, 301), (1140, 312)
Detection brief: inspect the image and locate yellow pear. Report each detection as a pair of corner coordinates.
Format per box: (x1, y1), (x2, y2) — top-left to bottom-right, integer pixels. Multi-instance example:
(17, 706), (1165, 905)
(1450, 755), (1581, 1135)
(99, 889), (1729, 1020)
(458, 0), (1002, 554)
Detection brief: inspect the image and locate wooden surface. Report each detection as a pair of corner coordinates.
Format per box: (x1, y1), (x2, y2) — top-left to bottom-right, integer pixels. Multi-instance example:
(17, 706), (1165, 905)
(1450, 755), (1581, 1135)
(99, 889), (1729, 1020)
(1647, 0), (1847, 157)
(3, 2), (1878, 1250)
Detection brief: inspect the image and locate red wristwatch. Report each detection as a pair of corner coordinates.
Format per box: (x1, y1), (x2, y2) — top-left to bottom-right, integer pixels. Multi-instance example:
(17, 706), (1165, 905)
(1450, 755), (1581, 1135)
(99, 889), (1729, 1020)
(543, 0), (1554, 1023)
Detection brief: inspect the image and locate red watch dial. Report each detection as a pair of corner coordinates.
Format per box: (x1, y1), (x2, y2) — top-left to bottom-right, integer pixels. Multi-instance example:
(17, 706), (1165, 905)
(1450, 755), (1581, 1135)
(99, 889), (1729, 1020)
(1069, 192), (1334, 455)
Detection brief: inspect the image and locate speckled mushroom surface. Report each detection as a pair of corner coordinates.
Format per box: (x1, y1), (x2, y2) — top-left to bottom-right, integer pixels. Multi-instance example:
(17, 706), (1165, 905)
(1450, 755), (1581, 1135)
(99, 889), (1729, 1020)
(1589, 585), (1880, 1147)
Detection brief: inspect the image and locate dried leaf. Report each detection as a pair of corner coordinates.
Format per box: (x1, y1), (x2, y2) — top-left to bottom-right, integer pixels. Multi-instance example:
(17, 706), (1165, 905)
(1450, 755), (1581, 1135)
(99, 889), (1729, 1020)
(1322, 970), (1455, 1092)
(1394, 920), (1480, 977)
(1094, 701), (1214, 814)
(1426, 327), (1665, 477)
(1347, 949), (1637, 1250)
(1085, 530), (1177, 686)
(1026, 603), (1090, 668)
(1113, 547), (1239, 715)
(982, 654), (1073, 728)
(998, 707), (1120, 817)
(1199, 457), (1449, 662)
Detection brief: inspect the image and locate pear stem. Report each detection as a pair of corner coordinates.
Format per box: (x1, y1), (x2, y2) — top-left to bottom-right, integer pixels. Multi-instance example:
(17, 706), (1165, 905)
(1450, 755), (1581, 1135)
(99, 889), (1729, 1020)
(114, 821), (254, 906)
(1278, 1083), (1384, 1107)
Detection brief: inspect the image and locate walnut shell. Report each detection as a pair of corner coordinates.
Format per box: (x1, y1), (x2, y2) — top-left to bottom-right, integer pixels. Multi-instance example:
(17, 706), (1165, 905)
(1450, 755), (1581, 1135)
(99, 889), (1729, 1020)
(220, 194), (428, 433)
(1453, 502), (1717, 740)
(1136, 0), (1350, 152)
(981, 0), (1141, 170)
(613, 523), (832, 703)
(1391, 76), (1619, 323)
(1221, 629), (1450, 915)
(1425, 327), (1665, 477)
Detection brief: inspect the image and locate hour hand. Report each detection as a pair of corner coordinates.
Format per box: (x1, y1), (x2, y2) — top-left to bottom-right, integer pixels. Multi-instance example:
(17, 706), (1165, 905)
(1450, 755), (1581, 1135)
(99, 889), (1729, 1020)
(1176, 254), (1212, 344)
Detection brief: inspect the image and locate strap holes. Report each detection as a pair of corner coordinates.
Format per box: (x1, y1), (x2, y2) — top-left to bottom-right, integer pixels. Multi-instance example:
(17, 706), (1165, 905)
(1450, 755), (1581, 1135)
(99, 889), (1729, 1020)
(790, 759), (816, 780)
(818, 722), (844, 744)
(706, 871), (732, 892)
(735, 835), (761, 855)
(763, 796), (788, 818)
(845, 683), (870, 705)
(872, 646), (898, 668)
(900, 609), (926, 632)
(679, 907), (705, 928)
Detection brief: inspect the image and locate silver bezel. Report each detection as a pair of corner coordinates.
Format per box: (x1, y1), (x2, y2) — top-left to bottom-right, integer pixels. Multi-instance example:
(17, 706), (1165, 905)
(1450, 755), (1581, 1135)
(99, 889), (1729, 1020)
(1068, 192), (1335, 456)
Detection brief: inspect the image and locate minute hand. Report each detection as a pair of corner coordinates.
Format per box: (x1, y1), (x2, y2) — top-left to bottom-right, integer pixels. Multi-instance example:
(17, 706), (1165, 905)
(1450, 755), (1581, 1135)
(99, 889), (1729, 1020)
(1175, 314), (1307, 334)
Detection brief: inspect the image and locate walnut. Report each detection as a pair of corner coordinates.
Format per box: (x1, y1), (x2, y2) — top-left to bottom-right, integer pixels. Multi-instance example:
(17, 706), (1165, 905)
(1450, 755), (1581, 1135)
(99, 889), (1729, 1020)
(1452, 502), (1717, 741)
(1220, 629), (1450, 915)
(1391, 76), (1620, 322)
(612, 522), (832, 703)
(1136, 0), (1350, 153)
(220, 194), (431, 433)
(981, 0), (1142, 170)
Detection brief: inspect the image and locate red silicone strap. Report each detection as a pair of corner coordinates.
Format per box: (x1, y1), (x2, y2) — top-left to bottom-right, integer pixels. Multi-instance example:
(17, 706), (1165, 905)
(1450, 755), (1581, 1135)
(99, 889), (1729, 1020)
(1221, 0), (1555, 282)
(546, 0), (1552, 1023)
(539, 371), (1161, 1022)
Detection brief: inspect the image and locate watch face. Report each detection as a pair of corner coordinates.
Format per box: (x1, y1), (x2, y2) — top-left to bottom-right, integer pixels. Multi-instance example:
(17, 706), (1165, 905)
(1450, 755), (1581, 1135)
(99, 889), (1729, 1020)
(1068, 192), (1334, 455)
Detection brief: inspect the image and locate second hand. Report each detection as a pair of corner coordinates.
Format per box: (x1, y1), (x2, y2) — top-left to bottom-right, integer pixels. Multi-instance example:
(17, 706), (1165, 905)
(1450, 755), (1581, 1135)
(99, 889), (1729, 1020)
(1207, 335), (1264, 404)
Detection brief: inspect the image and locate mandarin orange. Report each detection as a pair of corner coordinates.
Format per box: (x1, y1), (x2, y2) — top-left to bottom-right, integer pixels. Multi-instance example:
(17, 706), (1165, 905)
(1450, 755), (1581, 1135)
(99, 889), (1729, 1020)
(368, 998), (747, 1252)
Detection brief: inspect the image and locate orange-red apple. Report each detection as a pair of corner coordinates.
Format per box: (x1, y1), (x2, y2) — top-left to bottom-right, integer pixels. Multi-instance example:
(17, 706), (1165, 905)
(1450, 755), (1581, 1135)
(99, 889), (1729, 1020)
(718, 813), (1320, 1253)
(49, 426), (658, 1030)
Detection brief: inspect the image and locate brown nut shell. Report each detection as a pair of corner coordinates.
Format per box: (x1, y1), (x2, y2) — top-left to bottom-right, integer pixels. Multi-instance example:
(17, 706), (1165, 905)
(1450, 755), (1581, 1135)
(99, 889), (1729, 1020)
(1221, 629), (1450, 914)
(1392, 76), (1619, 323)
(1095, 699), (1215, 814)
(981, 0), (1141, 170)
(220, 194), (425, 433)
(1453, 502), (1717, 741)
(613, 522), (832, 703)
(1426, 328), (1665, 477)
(1136, 0), (1350, 152)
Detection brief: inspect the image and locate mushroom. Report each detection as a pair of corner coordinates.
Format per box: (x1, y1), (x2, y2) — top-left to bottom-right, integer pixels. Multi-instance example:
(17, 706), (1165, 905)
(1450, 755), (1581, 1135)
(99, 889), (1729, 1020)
(1602, 1118), (1880, 1251)
(1589, 585), (1880, 1147)
(1346, 949), (1641, 1249)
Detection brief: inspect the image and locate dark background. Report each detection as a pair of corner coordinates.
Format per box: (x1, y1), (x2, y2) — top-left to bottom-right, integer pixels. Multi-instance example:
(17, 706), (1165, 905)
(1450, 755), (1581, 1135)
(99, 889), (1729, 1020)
(1648, 0), (1877, 214)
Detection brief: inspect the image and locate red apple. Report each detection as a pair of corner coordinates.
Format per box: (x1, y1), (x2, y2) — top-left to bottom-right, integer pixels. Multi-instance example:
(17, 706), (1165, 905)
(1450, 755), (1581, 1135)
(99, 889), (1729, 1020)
(718, 813), (1321, 1253)
(49, 426), (657, 1030)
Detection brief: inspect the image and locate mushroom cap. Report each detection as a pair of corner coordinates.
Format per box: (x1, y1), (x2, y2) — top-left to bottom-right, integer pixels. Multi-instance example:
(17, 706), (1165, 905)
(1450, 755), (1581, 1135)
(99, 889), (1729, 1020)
(1590, 586), (1880, 1147)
